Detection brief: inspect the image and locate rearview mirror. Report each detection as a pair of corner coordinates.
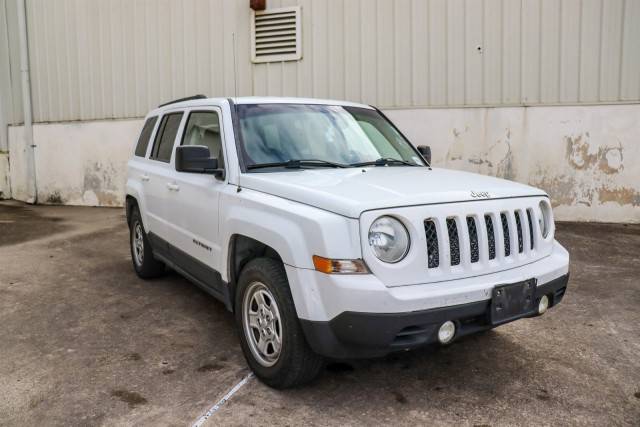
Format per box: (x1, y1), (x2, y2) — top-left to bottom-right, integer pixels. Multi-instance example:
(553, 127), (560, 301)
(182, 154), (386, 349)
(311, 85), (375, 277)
(417, 145), (431, 164)
(175, 145), (224, 179)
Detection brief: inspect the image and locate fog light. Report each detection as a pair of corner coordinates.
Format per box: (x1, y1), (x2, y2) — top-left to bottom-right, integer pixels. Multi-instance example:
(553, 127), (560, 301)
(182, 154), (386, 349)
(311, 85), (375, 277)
(538, 295), (549, 314)
(438, 321), (456, 344)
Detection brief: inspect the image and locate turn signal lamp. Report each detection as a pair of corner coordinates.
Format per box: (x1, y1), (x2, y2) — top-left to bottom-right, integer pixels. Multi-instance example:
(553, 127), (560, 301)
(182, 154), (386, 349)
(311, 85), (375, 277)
(312, 256), (369, 274)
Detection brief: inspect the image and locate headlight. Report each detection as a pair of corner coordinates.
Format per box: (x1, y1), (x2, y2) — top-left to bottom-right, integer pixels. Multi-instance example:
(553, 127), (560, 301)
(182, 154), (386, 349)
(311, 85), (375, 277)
(368, 216), (410, 263)
(538, 200), (552, 238)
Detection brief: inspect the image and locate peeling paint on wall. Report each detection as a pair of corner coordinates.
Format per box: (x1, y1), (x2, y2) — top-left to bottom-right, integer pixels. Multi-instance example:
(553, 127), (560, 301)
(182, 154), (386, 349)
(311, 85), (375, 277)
(598, 187), (640, 207)
(82, 162), (121, 206)
(386, 104), (640, 223)
(529, 173), (584, 208)
(599, 145), (624, 175)
(565, 133), (625, 175)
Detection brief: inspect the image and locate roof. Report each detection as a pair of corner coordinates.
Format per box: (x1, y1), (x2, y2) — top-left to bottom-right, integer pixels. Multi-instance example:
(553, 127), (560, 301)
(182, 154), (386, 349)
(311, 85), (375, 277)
(231, 97), (373, 109)
(149, 96), (374, 116)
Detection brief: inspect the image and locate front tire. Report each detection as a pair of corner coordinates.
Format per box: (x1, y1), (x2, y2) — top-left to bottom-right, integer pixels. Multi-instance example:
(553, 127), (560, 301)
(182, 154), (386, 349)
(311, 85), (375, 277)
(235, 258), (324, 389)
(129, 207), (165, 278)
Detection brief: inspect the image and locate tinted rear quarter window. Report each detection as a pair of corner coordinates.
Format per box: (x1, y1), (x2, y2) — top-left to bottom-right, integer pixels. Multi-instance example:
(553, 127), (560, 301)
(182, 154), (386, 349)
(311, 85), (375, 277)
(134, 116), (158, 157)
(151, 113), (184, 163)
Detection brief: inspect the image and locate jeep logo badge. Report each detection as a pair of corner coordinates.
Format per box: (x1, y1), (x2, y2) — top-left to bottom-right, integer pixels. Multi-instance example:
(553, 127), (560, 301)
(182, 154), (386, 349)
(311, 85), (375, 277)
(471, 191), (490, 199)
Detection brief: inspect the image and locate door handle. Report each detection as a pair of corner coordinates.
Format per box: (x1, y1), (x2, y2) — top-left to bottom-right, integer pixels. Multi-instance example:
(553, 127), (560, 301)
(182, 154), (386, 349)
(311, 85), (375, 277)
(166, 183), (180, 192)
(140, 174), (150, 182)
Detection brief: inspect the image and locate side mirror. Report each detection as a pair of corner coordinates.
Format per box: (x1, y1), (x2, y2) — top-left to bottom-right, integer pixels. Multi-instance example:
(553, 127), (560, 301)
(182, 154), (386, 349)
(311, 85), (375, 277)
(417, 145), (431, 164)
(175, 145), (225, 179)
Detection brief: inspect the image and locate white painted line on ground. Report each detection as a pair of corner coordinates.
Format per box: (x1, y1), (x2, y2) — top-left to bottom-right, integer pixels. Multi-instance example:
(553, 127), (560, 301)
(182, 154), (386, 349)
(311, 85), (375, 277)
(191, 372), (255, 427)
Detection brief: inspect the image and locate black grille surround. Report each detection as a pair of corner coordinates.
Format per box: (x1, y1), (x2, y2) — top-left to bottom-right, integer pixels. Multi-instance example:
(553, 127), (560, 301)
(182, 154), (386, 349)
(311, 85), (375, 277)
(447, 218), (461, 266)
(424, 219), (439, 268)
(467, 216), (479, 263)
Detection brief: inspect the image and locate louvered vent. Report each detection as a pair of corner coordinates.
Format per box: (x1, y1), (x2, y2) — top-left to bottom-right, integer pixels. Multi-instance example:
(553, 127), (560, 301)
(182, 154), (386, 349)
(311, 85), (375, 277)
(251, 7), (302, 63)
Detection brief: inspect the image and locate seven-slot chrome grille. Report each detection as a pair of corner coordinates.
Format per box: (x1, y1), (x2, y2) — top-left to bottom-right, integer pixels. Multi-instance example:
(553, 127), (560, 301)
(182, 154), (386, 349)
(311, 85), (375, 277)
(424, 208), (540, 269)
(360, 196), (553, 288)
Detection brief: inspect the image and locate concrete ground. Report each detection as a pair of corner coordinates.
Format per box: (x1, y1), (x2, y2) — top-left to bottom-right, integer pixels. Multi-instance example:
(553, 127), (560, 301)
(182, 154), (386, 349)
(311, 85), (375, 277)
(0, 201), (638, 426)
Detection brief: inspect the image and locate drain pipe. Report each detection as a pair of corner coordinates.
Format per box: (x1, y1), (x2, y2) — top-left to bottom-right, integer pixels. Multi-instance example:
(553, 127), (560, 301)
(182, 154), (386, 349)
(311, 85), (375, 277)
(16, 0), (37, 203)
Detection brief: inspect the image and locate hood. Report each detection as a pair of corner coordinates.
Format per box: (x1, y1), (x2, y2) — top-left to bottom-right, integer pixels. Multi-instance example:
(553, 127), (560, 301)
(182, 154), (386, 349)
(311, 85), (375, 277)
(239, 167), (547, 218)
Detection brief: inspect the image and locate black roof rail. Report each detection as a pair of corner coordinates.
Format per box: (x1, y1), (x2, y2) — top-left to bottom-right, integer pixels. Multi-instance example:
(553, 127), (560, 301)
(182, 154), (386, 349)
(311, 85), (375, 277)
(158, 94), (207, 108)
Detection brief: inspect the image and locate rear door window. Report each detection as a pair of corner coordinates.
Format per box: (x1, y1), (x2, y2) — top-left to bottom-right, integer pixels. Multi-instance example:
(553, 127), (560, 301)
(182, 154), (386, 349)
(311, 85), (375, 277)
(150, 112), (184, 163)
(134, 116), (158, 157)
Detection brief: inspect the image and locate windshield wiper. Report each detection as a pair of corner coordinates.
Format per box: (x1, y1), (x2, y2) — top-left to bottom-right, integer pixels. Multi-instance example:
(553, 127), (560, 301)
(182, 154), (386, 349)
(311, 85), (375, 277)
(247, 159), (348, 170)
(350, 158), (420, 167)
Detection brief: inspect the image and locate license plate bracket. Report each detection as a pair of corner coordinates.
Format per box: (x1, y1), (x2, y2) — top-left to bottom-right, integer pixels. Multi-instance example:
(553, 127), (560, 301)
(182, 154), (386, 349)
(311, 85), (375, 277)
(490, 278), (537, 325)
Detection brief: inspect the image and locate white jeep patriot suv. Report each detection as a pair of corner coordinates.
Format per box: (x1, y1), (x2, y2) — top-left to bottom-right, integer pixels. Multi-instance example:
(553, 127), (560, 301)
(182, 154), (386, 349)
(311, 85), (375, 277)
(126, 95), (570, 388)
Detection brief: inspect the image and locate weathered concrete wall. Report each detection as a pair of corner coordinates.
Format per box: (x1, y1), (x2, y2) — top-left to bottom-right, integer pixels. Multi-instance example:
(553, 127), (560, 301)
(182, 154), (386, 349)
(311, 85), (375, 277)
(387, 104), (640, 223)
(6, 104), (640, 223)
(0, 152), (10, 199)
(8, 120), (140, 206)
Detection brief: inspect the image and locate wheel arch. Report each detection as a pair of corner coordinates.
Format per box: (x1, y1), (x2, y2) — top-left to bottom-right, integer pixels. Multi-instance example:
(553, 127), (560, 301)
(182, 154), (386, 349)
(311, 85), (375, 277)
(125, 195), (138, 227)
(226, 234), (285, 312)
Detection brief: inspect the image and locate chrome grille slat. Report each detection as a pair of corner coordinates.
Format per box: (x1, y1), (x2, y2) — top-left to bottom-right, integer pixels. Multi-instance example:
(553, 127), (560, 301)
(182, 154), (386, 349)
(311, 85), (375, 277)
(500, 213), (511, 257)
(467, 216), (479, 263)
(446, 218), (461, 266)
(526, 208), (535, 250)
(515, 211), (524, 253)
(424, 219), (439, 268)
(485, 214), (496, 260)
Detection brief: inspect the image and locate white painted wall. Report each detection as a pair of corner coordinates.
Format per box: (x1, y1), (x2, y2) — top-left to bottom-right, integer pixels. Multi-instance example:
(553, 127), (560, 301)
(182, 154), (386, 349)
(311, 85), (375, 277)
(8, 119), (140, 206)
(7, 104), (640, 223)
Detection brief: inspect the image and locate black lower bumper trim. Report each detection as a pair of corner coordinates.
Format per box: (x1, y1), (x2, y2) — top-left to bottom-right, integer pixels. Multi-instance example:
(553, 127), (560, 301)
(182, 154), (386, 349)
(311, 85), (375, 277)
(300, 273), (569, 359)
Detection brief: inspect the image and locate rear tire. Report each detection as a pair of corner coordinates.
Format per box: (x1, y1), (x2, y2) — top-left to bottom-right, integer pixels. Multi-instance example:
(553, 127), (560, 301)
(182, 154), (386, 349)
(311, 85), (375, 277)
(235, 257), (324, 389)
(129, 207), (165, 278)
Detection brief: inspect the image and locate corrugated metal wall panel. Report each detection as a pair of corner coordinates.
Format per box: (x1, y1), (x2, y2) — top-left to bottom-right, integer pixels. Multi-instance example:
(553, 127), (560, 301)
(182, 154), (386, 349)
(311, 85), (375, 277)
(521, 0), (540, 104)
(483, 0), (502, 105)
(446, 0), (464, 105)
(0, 0), (10, 149)
(464, 0), (483, 105)
(621, 0), (640, 100)
(540, 0), (561, 104)
(560, 0), (581, 103)
(428, 0), (446, 106)
(394, 0), (412, 106)
(501, 0), (521, 104)
(579, 0), (602, 103)
(411, 0), (428, 105)
(4, 0), (639, 123)
(599, 0), (624, 102)
(0, 0), (23, 128)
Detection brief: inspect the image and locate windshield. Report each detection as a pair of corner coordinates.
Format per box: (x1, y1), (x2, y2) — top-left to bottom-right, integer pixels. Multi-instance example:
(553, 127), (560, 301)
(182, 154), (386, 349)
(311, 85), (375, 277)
(236, 104), (426, 170)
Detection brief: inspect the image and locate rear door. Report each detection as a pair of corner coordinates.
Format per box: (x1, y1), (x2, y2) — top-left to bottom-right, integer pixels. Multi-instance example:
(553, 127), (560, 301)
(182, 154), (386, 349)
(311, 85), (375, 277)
(163, 107), (227, 295)
(144, 110), (185, 249)
(128, 115), (159, 225)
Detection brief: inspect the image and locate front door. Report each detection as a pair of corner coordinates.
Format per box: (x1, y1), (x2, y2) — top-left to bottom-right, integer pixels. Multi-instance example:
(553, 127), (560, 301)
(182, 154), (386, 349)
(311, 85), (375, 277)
(164, 107), (227, 295)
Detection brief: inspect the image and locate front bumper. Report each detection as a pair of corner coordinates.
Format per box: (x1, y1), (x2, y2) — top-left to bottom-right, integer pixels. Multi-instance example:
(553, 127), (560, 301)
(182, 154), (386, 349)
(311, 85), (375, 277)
(285, 240), (570, 359)
(299, 273), (568, 359)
